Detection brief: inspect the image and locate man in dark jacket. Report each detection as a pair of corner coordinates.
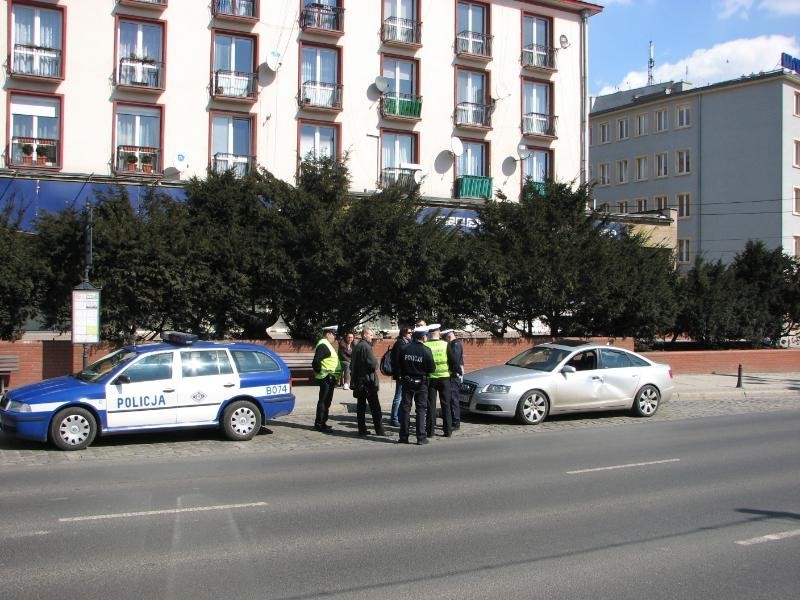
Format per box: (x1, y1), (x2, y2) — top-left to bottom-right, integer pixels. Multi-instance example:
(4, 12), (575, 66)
(397, 325), (436, 445)
(389, 325), (412, 426)
(350, 327), (385, 437)
(442, 329), (464, 429)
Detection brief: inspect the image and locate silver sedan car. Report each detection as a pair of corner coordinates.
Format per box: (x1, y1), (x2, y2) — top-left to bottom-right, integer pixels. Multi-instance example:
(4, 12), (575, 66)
(460, 340), (674, 425)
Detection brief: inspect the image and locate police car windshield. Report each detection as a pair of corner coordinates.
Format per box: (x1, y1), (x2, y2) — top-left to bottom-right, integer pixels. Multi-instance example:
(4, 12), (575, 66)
(75, 349), (138, 382)
(506, 346), (570, 371)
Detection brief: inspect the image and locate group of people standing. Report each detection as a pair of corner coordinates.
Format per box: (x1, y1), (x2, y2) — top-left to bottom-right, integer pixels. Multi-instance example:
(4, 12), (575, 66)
(311, 323), (465, 445)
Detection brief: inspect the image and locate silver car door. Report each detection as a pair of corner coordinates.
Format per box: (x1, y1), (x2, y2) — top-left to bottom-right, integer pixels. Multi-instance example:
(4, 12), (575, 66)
(596, 348), (641, 406)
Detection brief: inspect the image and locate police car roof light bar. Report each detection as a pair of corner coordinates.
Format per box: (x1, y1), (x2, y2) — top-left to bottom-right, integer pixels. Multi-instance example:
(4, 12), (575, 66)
(162, 331), (199, 346)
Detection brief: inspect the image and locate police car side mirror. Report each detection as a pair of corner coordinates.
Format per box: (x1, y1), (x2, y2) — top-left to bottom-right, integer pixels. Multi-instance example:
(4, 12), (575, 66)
(113, 374), (131, 385)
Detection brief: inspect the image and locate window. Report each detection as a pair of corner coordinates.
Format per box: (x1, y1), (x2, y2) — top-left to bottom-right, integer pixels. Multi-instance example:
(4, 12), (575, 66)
(115, 103), (161, 173)
(213, 0), (258, 18)
(676, 149), (691, 174)
(123, 353), (174, 384)
(522, 148), (550, 186)
(678, 192), (691, 217)
(617, 117), (629, 140)
(381, 131), (417, 186)
(300, 45), (341, 109)
(301, 0), (343, 32)
(381, 56), (421, 118)
(456, 1), (490, 57)
(181, 350), (234, 378)
(117, 19), (164, 88)
(655, 194), (668, 210)
(599, 348), (636, 369)
(796, 237), (800, 258)
(213, 32), (256, 98)
(636, 197), (648, 212)
(300, 122), (337, 160)
(618, 200), (628, 213)
(599, 122), (610, 143)
(231, 350), (279, 373)
(8, 94), (60, 167)
(211, 113), (253, 176)
(616, 159), (628, 184)
(598, 163), (610, 186)
(795, 187), (800, 214)
(655, 108), (667, 132)
(656, 152), (668, 177)
(11, 3), (63, 78)
(677, 104), (691, 128)
(522, 14), (554, 69)
(455, 69), (490, 127)
(522, 80), (553, 136)
(795, 140), (800, 167)
(382, 0), (421, 44)
(456, 140), (491, 198)
(678, 239), (691, 263)
(795, 92), (800, 117)
(635, 156), (648, 181)
(635, 113), (648, 136)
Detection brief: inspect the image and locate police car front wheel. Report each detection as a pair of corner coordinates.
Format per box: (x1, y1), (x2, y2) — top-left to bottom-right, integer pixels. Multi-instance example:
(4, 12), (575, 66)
(222, 400), (262, 441)
(50, 407), (97, 451)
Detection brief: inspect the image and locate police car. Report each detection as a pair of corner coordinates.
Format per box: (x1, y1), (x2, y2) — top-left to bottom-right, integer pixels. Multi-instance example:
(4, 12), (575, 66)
(0, 332), (295, 450)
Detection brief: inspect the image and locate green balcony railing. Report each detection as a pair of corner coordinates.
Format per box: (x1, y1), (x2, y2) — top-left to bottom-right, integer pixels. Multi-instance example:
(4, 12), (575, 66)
(456, 175), (493, 199)
(381, 94), (422, 118)
(524, 180), (547, 199)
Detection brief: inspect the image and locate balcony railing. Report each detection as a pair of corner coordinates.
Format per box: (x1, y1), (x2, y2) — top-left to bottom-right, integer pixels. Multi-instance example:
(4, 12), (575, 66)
(212, 152), (255, 177)
(300, 3), (343, 33)
(381, 167), (417, 188)
(117, 145), (160, 174)
(522, 43), (558, 70)
(455, 31), (493, 58)
(455, 175), (493, 199)
(118, 0), (167, 7)
(299, 81), (343, 110)
(212, 0), (257, 18)
(10, 137), (59, 168)
(454, 102), (493, 128)
(381, 17), (421, 45)
(522, 112), (558, 137)
(212, 70), (258, 100)
(11, 44), (62, 78)
(523, 180), (548, 198)
(380, 93), (422, 119)
(117, 56), (163, 89)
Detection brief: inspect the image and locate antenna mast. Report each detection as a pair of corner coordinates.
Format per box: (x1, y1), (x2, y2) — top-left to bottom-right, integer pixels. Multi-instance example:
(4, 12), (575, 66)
(647, 41), (655, 86)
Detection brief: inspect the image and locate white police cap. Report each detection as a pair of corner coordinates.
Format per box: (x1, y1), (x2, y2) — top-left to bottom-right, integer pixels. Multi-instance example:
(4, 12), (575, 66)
(412, 325), (430, 335)
(440, 329), (454, 336)
(321, 325), (338, 333)
(427, 323), (441, 331)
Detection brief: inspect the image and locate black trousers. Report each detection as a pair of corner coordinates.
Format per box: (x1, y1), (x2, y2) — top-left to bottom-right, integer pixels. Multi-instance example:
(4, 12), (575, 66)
(449, 375), (462, 426)
(315, 375), (336, 427)
(399, 378), (428, 442)
(427, 377), (452, 437)
(356, 386), (384, 434)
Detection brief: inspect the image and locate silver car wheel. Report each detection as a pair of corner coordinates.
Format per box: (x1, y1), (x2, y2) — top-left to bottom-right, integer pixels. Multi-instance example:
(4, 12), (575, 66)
(49, 407), (97, 451)
(633, 384), (660, 417)
(222, 400), (262, 441)
(517, 391), (549, 425)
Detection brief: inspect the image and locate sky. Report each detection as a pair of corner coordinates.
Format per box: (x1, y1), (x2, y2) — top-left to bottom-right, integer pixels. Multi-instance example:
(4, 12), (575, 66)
(588, 0), (800, 97)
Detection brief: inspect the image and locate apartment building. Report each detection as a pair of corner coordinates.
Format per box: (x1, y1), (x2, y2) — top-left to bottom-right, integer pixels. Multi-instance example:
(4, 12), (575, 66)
(590, 69), (800, 267)
(1, 0), (602, 228)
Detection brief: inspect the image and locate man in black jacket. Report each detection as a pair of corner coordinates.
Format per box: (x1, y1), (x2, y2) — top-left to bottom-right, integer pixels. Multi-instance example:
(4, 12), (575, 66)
(350, 327), (385, 437)
(442, 329), (464, 429)
(397, 325), (436, 445)
(389, 325), (412, 426)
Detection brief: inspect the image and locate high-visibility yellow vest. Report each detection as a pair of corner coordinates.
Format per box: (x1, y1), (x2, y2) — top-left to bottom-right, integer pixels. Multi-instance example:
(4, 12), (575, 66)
(315, 338), (342, 379)
(424, 339), (449, 379)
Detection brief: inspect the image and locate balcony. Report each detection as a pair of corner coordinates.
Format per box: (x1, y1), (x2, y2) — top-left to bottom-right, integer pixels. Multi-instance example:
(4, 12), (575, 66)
(522, 44), (558, 71)
(212, 0), (258, 20)
(381, 17), (421, 46)
(298, 81), (343, 110)
(455, 31), (492, 60)
(300, 3), (343, 35)
(10, 44), (62, 79)
(380, 93), (422, 119)
(212, 70), (258, 101)
(454, 102), (493, 128)
(117, 56), (163, 90)
(381, 167), (418, 188)
(455, 175), (493, 199)
(118, 0), (167, 9)
(9, 137), (59, 168)
(117, 145), (160, 175)
(524, 180), (547, 198)
(522, 112), (558, 137)
(212, 152), (255, 177)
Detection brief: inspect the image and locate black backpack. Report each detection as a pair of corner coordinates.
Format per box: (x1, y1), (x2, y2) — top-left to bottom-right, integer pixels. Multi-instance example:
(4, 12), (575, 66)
(379, 344), (394, 376)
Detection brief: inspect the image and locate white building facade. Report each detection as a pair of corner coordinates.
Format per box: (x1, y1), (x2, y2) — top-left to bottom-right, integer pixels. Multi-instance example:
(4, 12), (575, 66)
(1, 0), (602, 222)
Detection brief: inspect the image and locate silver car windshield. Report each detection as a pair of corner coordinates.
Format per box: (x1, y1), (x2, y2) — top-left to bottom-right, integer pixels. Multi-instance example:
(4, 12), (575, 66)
(506, 346), (571, 371)
(74, 349), (138, 382)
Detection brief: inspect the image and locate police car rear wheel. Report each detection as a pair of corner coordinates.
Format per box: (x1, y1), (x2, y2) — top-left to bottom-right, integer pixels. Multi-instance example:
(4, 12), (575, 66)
(50, 407), (97, 451)
(222, 400), (262, 441)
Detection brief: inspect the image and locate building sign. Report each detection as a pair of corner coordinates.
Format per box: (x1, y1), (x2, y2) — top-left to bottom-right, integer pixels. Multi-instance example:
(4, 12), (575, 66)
(72, 285), (101, 344)
(781, 52), (800, 75)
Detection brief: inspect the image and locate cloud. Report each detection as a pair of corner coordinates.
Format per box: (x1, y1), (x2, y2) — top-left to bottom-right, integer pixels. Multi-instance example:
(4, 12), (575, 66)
(718, 0), (800, 18)
(759, 0), (800, 15)
(596, 34), (799, 95)
(718, 0), (755, 19)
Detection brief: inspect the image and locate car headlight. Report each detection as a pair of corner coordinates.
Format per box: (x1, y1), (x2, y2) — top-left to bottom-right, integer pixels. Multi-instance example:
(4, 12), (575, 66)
(483, 384), (510, 394)
(6, 400), (32, 413)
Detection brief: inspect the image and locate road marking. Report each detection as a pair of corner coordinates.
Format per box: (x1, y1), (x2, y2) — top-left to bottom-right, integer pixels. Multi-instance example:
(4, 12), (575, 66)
(567, 458), (681, 474)
(735, 529), (800, 546)
(59, 501), (268, 523)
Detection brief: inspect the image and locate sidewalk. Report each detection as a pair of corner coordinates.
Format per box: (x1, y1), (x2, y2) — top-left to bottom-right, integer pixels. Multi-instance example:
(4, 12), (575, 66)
(289, 372), (800, 415)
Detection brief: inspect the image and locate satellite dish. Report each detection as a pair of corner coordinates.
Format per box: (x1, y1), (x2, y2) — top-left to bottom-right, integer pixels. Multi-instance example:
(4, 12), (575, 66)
(413, 170), (425, 184)
(265, 50), (281, 71)
(450, 136), (464, 157)
(492, 80), (511, 100)
(517, 144), (531, 160)
(559, 34), (570, 49)
(374, 76), (389, 93)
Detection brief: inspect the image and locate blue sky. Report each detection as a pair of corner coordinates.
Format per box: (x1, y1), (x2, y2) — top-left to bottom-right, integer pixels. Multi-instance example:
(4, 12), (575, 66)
(589, 0), (800, 97)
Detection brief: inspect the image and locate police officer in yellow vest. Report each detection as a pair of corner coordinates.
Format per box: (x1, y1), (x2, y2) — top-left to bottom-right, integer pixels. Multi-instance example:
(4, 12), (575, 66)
(424, 324), (453, 438)
(312, 325), (342, 432)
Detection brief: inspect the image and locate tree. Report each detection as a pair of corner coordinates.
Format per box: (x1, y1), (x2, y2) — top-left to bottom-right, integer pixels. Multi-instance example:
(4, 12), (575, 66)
(0, 201), (41, 339)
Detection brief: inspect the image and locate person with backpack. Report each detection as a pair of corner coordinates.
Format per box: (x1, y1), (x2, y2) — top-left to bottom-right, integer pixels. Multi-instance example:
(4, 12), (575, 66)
(387, 326), (412, 426)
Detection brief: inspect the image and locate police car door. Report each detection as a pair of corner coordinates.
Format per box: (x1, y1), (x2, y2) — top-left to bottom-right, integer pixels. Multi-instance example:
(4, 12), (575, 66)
(105, 351), (178, 429)
(177, 349), (239, 424)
